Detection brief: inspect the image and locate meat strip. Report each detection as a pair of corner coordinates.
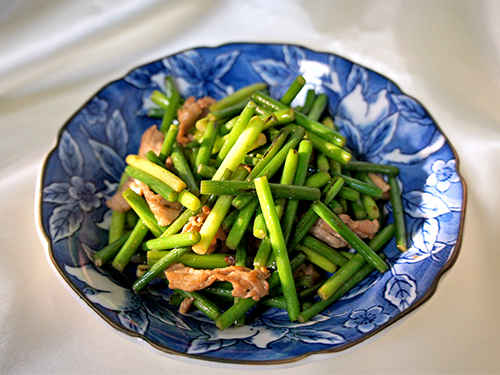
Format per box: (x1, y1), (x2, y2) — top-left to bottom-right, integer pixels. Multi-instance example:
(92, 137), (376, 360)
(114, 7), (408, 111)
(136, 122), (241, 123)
(177, 96), (216, 145)
(309, 217), (348, 248)
(138, 125), (165, 159)
(293, 263), (321, 285)
(339, 214), (380, 240)
(367, 172), (390, 200)
(309, 214), (380, 248)
(165, 264), (271, 301)
(142, 186), (182, 226)
(106, 179), (145, 213)
(179, 297), (195, 315)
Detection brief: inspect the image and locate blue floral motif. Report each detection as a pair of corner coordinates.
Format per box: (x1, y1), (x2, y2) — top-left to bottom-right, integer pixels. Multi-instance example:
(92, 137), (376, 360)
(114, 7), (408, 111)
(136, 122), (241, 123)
(81, 97), (108, 125)
(334, 66), (398, 161)
(403, 190), (451, 219)
(43, 175), (103, 242)
(58, 131), (83, 176)
(322, 55), (343, 96)
(185, 308), (341, 354)
(39, 43), (465, 365)
(106, 110), (129, 158)
(343, 306), (391, 333)
(68, 176), (101, 212)
(47, 203), (83, 243)
(251, 46), (305, 98)
(341, 269), (383, 300)
(384, 273), (417, 312)
(387, 186), (450, 269)
(163, 49), (240, 99)
(251, 45), (332, 101)
(42, 108), (129, 242)
(426, 159), (459, 193)
(126, 70), (171, 116)
(65, 265), (149, 334)
(124, 68), (156, 89)
(390, 93), (434, 126)
(409, 218), (441, 259)
(88, 139), (126, 181)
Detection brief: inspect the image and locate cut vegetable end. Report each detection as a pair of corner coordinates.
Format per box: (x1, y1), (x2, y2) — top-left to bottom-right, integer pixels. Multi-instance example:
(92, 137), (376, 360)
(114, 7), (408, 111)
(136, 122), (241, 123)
(215, 320), (224, 331)
(253, 230), (267, 239)
(340, 151), (352, 165)
(318, 290), (330, 301)
(111, 261), (125, 273)
(178, 190), (202, 211)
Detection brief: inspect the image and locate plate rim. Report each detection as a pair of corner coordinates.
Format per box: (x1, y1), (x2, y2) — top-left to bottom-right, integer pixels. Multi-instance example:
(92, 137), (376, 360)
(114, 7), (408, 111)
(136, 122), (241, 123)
(36, 41), (468, 367)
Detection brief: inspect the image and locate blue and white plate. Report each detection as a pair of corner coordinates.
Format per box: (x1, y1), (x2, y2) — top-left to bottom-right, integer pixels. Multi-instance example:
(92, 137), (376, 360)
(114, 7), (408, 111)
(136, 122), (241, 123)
(37, 43), (466, 367)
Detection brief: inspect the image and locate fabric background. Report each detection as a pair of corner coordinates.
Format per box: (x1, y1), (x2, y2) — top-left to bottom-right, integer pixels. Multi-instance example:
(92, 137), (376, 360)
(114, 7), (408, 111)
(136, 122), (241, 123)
(1, 0), (499, 373)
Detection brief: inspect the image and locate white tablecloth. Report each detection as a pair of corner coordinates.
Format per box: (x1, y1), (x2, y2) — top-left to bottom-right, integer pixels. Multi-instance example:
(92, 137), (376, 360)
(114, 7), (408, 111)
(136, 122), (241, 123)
(1, 1), (499, 373)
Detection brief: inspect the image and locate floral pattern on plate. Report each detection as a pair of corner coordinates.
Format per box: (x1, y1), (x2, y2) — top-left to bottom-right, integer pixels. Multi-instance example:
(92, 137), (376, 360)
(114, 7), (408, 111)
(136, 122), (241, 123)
(39, 43), (466, 366)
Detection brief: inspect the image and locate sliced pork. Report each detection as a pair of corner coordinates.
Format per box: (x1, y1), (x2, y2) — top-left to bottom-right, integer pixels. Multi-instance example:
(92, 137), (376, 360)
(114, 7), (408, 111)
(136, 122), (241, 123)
(177, 96), (216, 145)
(179, 297), (195, 315)
(142, 186), (182, 226)
(164, 264), (271, 301)
(367, 172), (390, 200)
(138, 125), (165, 159)
(106, 179), (145, 213)
(309, 214), (380, 248)
(293, 263), (321, 285)
(339, 214), (380, 240)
